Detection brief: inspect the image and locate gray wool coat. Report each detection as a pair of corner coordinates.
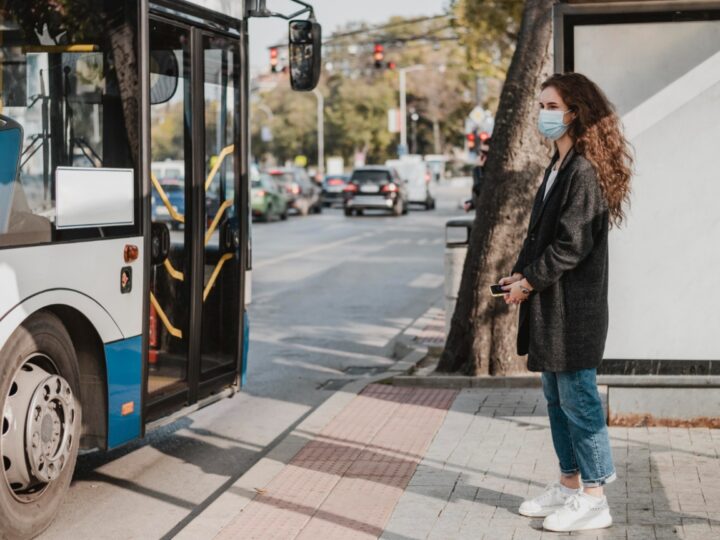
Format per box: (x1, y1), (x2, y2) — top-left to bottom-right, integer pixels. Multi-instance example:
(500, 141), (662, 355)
(511, 149), (610, 372)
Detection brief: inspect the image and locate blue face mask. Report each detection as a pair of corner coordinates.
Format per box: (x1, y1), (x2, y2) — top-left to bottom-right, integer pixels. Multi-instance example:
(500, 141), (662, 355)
(538, 109), (570, 140)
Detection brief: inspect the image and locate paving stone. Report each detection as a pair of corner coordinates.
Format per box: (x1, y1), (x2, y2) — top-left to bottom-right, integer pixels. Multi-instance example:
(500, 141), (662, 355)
(208, 383), (720, 540)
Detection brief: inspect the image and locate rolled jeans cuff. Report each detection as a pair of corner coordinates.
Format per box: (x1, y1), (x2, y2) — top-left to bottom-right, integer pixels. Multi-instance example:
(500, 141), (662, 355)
(560, 467), (579, 477)
(581, 471), (617, 488)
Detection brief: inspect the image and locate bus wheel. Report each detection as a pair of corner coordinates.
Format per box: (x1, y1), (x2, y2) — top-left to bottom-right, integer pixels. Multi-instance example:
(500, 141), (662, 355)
(0, 312), (81, 540)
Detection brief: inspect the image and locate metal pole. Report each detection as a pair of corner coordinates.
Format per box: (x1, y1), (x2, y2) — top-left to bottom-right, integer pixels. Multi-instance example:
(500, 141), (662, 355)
(313, 88), (324, 176)
(399, 69), (407, 151)
(399, 65), (424, 155)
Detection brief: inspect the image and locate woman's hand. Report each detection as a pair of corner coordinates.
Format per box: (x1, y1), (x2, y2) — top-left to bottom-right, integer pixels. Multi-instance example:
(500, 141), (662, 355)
(498, 273), (523, 287)
(503, 277), (533, 305)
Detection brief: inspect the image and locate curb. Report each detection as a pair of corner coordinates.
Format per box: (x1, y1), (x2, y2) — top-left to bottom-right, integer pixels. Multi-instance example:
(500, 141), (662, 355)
(391, 374), (542, 389)
(174, 318), (431, 539)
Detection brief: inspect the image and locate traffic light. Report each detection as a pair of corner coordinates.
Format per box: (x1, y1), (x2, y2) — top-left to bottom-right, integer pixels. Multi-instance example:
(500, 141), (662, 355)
(466, 132), (476, 150)
(270, 47), (279, 72)
(373, 44), (384, 69)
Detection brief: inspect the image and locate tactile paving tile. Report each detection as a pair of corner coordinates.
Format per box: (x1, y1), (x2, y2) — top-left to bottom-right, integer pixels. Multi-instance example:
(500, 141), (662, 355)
(216, 384), (458, 539)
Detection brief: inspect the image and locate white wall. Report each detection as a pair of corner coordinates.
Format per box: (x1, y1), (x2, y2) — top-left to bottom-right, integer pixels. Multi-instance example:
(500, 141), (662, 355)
(574, 21), (720, 360)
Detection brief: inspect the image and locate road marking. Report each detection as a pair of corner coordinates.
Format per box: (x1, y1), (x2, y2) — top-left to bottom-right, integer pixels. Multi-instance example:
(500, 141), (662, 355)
(254, 231), (377, 269)
(408, 272), (445, 289)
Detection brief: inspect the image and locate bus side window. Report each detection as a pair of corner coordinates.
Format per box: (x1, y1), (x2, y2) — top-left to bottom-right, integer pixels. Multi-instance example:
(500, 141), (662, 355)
(0, 2), (140, 249)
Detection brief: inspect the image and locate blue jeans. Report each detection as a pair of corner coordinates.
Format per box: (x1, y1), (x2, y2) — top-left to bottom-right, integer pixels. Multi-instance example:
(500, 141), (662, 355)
(541, 369), (616, 487)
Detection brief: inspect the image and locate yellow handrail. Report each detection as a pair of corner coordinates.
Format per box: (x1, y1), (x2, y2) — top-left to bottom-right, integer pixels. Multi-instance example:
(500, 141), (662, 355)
(24, 44), (99, 53)
(205, 145), (235, 192)
(151, 172), (185, 223)
(163, 259), (184, 281)
(150, 292), (183, 339)
(203, 253), (234, 301)
(205, 199), (234, 246)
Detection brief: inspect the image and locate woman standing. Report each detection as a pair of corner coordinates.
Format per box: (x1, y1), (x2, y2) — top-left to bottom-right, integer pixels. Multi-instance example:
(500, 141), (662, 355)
(499, 72), (632, 532)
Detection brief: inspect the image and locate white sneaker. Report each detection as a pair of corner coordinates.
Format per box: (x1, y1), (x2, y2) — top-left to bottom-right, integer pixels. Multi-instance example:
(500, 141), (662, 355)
(518, 482), (577, 517)
(543, 492), (613, 532)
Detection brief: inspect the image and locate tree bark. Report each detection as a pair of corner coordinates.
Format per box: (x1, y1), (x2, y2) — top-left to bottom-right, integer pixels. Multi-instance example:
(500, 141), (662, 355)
(437, 0), (554, 375)
(109, 23), (141, 167)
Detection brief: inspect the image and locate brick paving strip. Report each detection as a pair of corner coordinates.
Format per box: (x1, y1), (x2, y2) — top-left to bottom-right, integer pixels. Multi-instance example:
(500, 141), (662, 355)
(215, 385), (458, 540)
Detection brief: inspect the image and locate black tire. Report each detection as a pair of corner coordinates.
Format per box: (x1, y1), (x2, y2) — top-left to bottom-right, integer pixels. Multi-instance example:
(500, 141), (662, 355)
(280, 208), (288, 221)
(0, 312), (81, 540)
(262, 206), (272, 223)
(356, 209), (364, 216)
(344, 208), (353, 217)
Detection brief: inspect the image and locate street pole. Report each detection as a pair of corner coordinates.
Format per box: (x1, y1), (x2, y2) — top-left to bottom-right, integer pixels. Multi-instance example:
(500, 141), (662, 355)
(398, 65), (424, 156)
(313, 88), (324, 177)
(400, 69), (407, 152)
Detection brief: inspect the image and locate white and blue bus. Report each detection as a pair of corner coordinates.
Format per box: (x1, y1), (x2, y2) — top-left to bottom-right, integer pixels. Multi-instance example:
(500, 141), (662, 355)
(0, 0), (320, 536)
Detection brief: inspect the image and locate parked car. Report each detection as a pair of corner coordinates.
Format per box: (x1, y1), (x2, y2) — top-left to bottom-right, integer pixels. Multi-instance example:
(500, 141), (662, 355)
(151, 179), (185, 230)
(152, 160), (184, 184)
(343, 166), (408, 217)
(386, 156), (436, 210)
(252, 174), (288, 221)
(321, 173), (350, 207)
(265, 167), (322, 216)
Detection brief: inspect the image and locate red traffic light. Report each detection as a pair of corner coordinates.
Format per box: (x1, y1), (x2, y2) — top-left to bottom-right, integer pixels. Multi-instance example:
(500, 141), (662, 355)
(270, 47), (279, 72)
(373, 43), (384, 66)
(467, 132), (476, 149)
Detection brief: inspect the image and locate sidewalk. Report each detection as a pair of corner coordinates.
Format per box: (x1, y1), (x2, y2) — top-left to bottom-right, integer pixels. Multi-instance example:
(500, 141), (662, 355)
(175, 307), (720, 540)
(180, 381), (720, 540)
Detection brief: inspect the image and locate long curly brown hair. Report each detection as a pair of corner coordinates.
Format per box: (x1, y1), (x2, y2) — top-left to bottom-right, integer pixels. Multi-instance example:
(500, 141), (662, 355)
(542, 73), (633, 227)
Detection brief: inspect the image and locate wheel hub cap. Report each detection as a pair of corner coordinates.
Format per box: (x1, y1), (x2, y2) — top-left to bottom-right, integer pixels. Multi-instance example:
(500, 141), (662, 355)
(2, 361), (76, 494)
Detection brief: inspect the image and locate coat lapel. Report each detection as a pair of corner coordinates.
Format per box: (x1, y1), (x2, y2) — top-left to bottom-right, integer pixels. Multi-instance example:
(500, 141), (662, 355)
(529, 148), (576, 232)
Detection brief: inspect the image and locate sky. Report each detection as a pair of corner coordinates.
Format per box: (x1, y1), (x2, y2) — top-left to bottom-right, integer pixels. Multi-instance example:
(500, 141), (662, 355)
(249, 0), (451, 71)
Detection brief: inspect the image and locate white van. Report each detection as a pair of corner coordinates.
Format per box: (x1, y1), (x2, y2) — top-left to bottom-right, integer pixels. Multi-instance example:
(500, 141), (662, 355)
(385, 155), (436, 210)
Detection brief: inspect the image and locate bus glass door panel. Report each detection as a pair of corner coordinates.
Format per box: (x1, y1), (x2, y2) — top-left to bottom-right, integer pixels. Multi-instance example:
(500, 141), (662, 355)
(148, 19), (192, 399)
(200, 34), (240, 379)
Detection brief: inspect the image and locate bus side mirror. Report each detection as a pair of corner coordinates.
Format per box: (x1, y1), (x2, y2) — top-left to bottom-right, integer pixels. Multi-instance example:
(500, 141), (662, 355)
(149, 50), (179, 105)
(288, 19), (321, 91)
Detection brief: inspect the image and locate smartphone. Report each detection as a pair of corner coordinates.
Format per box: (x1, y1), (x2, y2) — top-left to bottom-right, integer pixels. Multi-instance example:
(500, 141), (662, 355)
(489, 284), (506, 297)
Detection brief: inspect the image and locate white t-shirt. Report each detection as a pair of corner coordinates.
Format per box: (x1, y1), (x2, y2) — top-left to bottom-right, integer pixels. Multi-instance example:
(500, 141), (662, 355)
(544, 168), (559, 200)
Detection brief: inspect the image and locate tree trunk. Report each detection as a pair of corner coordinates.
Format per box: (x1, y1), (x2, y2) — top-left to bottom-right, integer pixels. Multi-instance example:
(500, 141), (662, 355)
(109, 22), (140, 167)
(437, 0), (554, 375)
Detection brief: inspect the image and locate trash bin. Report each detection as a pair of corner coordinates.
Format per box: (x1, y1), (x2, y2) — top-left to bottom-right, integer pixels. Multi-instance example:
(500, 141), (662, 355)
(444, 218), (473, 336)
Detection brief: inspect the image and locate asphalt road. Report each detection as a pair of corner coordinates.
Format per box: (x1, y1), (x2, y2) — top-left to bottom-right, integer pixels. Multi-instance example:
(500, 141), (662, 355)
(40, 179), (471, 540)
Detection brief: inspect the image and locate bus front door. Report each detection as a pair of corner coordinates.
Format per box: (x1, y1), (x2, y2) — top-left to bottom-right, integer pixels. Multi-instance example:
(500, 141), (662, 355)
(147, 15), (241, 417)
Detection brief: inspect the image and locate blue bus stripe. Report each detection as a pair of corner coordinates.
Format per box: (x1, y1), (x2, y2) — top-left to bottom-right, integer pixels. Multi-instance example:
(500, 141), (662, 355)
(104, 335), (142, 448)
